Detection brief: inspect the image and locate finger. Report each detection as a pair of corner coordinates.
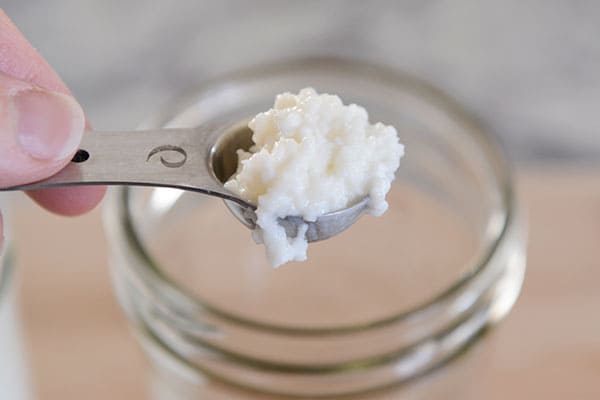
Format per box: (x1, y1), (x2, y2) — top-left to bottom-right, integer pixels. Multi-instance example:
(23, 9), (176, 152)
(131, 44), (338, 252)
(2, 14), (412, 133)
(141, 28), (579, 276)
(27, 185), (106, 216)
(0, 9), (69, 93)
(0, 72), (85, 186)
(0, 9), (105, 214)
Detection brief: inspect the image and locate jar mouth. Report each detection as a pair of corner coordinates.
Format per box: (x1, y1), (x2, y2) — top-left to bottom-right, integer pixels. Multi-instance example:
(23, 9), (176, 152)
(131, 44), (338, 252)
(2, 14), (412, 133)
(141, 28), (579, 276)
(106, 57), (516, 336)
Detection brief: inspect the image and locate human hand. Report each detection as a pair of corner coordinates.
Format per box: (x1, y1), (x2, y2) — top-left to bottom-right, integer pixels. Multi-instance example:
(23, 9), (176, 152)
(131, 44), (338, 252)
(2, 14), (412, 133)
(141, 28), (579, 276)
(0, 9), (105, 248)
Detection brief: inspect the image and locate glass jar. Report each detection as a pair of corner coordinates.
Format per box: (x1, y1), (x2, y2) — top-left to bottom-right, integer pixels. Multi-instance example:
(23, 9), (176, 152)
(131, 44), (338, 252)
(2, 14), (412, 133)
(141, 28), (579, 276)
(0, 197), (31, 400)
(104, 58), (526, 398)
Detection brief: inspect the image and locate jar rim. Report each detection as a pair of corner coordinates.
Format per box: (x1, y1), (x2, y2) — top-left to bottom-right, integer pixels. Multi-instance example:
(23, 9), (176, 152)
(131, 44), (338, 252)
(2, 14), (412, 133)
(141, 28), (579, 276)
(105, 57), (516, 336)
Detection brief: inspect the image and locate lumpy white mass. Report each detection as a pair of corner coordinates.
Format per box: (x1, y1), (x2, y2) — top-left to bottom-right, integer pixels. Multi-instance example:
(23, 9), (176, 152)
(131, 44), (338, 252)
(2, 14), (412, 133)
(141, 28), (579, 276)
(225, 88), (404, 267)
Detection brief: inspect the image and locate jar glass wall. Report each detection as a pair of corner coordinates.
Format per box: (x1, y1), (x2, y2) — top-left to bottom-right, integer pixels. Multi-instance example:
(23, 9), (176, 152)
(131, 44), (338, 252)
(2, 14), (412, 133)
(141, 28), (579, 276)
(104, 59), (526, 397)
(0, 196), (31, 400)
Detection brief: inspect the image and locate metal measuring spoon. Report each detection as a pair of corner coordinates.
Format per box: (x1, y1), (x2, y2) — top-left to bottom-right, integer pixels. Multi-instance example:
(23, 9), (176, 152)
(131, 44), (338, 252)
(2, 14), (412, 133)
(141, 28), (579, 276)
(0, 123), (369, 242)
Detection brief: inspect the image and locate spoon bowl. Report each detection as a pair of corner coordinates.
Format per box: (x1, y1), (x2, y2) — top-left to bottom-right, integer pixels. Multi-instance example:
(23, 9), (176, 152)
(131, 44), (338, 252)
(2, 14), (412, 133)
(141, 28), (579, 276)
(211, 125), (370, 241)
(224, 197), (369, 242)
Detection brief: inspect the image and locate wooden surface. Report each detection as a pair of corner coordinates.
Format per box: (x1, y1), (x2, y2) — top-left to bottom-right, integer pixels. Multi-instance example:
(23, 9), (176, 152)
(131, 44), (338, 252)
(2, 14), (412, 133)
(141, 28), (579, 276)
(10, 168), (600, 399)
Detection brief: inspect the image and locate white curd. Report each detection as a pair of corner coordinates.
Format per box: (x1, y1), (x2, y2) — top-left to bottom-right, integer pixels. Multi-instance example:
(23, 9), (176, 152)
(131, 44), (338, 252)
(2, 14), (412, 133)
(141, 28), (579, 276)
(225, 88), (404, 267)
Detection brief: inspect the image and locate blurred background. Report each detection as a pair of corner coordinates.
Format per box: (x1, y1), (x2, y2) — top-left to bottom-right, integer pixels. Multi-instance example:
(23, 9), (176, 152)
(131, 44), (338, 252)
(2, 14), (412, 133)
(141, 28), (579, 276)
(1, 1), (599, 399)
(4, 0), (600, 162)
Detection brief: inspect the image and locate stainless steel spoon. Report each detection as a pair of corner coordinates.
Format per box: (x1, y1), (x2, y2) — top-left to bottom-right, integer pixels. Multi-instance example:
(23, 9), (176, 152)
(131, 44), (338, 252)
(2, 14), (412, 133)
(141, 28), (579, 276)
(0, 123), (368, 242)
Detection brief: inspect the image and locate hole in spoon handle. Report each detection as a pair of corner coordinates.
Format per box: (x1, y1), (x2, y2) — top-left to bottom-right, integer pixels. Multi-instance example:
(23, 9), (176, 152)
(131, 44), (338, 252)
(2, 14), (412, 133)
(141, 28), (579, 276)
(71, 149), (89, 163)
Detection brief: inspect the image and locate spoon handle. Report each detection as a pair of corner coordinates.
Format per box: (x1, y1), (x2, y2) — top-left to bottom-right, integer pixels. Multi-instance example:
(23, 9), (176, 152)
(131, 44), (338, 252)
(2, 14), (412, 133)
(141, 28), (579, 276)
(0, 128), (238, 202)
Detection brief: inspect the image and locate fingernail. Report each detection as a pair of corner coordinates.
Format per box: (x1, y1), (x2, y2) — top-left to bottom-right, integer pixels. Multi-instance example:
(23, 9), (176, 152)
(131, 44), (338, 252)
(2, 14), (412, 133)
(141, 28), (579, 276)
(12, 89), (84, 161)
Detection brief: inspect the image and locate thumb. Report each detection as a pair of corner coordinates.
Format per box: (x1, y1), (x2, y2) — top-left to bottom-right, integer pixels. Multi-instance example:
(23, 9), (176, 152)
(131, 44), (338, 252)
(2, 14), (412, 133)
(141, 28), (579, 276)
(0, 71), (84, 188)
